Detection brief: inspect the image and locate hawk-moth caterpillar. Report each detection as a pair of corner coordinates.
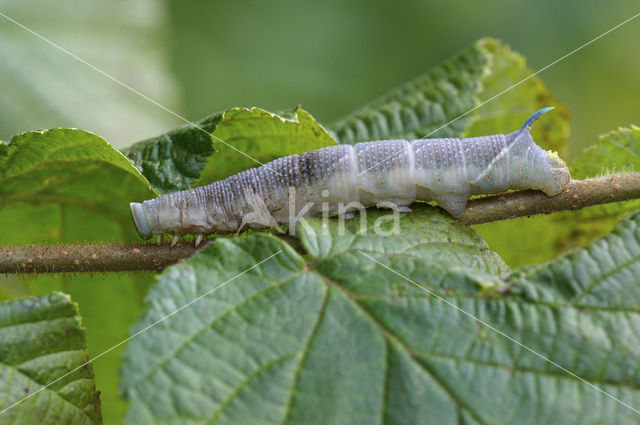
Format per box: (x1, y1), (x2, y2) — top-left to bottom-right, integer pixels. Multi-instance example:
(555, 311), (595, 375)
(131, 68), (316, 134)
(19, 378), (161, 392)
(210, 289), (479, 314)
(130, 107), (570, 245)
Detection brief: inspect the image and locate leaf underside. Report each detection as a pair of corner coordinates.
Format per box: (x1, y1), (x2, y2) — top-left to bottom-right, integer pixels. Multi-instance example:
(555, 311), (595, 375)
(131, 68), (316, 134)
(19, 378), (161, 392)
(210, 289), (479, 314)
(121, 205), (640, 424)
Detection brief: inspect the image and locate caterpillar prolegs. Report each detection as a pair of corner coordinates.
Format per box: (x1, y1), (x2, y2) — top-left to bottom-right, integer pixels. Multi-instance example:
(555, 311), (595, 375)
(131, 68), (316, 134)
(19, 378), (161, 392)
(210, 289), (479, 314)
(130, 107), (570, 245)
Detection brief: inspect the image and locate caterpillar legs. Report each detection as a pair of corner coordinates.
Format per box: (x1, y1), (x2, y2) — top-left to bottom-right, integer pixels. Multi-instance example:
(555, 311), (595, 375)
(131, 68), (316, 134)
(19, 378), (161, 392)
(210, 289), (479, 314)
(153, 233), (206, 247)
(432, 193), (469, 218)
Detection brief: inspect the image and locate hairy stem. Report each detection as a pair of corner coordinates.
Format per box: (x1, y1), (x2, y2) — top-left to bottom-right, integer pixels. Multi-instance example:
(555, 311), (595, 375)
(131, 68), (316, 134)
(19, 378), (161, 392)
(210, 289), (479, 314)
(2, 174), (639, 274)
(460, 174), (640, 224)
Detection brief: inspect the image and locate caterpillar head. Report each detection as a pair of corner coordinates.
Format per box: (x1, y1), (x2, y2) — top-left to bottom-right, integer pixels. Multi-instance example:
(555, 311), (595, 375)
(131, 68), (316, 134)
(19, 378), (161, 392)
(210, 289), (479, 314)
(130, 192), (235, 240)
(130, 201), (153, 239)
(506, 107), (571, 196)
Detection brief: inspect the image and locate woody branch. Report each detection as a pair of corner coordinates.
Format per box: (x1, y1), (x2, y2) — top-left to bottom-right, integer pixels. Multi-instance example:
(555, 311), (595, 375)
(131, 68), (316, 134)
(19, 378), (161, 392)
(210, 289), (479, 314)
(1, 174), (639, 274)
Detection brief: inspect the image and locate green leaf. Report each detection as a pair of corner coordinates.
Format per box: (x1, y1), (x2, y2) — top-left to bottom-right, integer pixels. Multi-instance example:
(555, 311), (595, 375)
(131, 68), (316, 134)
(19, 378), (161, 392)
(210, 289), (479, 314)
(0, 128), (157, 421)
(3, 274), (155, 425)
(123, 107), (337, 194)
(123, 115), (219, 194)
(0, 128), (153, 234)
(328, 38), (569, 155)
(297, 204), (508, 275)
(555, 125), (640, 252)
(572, 125), (640, 179)
(513, 210), (640, 308)
(0, 292), (101, 424)
(123, 206), (640, 423)
(120, 206), (508, 424)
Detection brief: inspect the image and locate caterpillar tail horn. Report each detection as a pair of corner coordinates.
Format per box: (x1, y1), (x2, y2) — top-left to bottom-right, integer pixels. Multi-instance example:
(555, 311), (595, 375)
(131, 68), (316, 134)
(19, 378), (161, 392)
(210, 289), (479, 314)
(520, 106), (554, 133)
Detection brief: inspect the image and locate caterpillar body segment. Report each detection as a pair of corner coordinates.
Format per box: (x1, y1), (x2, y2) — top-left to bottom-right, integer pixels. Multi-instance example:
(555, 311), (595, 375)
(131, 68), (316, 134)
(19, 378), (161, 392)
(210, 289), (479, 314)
(130, 108), (570, 240)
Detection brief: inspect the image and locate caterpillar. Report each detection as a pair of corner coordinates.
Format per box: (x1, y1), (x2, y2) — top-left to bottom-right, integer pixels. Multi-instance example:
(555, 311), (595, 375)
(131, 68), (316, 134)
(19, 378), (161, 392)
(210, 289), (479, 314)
(130, 107), (570, 245)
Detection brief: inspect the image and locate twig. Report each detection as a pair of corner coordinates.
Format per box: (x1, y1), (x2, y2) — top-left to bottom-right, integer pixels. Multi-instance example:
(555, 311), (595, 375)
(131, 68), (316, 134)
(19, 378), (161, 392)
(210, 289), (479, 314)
(460, 174), (640, 224)
(0, 243), (200, 274)
(2, 174), (639, 274)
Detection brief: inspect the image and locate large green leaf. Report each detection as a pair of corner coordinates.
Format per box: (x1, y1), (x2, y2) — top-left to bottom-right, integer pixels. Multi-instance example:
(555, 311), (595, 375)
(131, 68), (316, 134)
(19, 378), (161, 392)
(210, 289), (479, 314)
(119, 206), (506, 424)
(0, 128), (157, 422)
(121, 206), (640, 424)
(0, 292), (100, 424)
(0, 128), (154, 243)
(328, 37), (569, 156)
(124, 107), (337, 194)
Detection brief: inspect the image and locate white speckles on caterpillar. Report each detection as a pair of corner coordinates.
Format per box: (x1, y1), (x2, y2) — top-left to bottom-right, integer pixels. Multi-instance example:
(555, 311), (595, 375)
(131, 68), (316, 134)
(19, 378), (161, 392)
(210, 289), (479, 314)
(130, 107), (570, 242)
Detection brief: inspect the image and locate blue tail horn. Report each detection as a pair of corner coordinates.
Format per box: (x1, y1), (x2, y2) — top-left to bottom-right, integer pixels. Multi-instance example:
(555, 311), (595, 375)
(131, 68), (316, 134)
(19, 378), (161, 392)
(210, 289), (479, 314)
(521, 106), (554, 133)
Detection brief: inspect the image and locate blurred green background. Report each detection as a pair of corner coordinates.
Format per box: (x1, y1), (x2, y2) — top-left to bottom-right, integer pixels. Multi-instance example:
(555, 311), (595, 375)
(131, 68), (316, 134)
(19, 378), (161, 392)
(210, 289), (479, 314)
(1, 0), (638, 157)
(1, 1), (638, 423)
